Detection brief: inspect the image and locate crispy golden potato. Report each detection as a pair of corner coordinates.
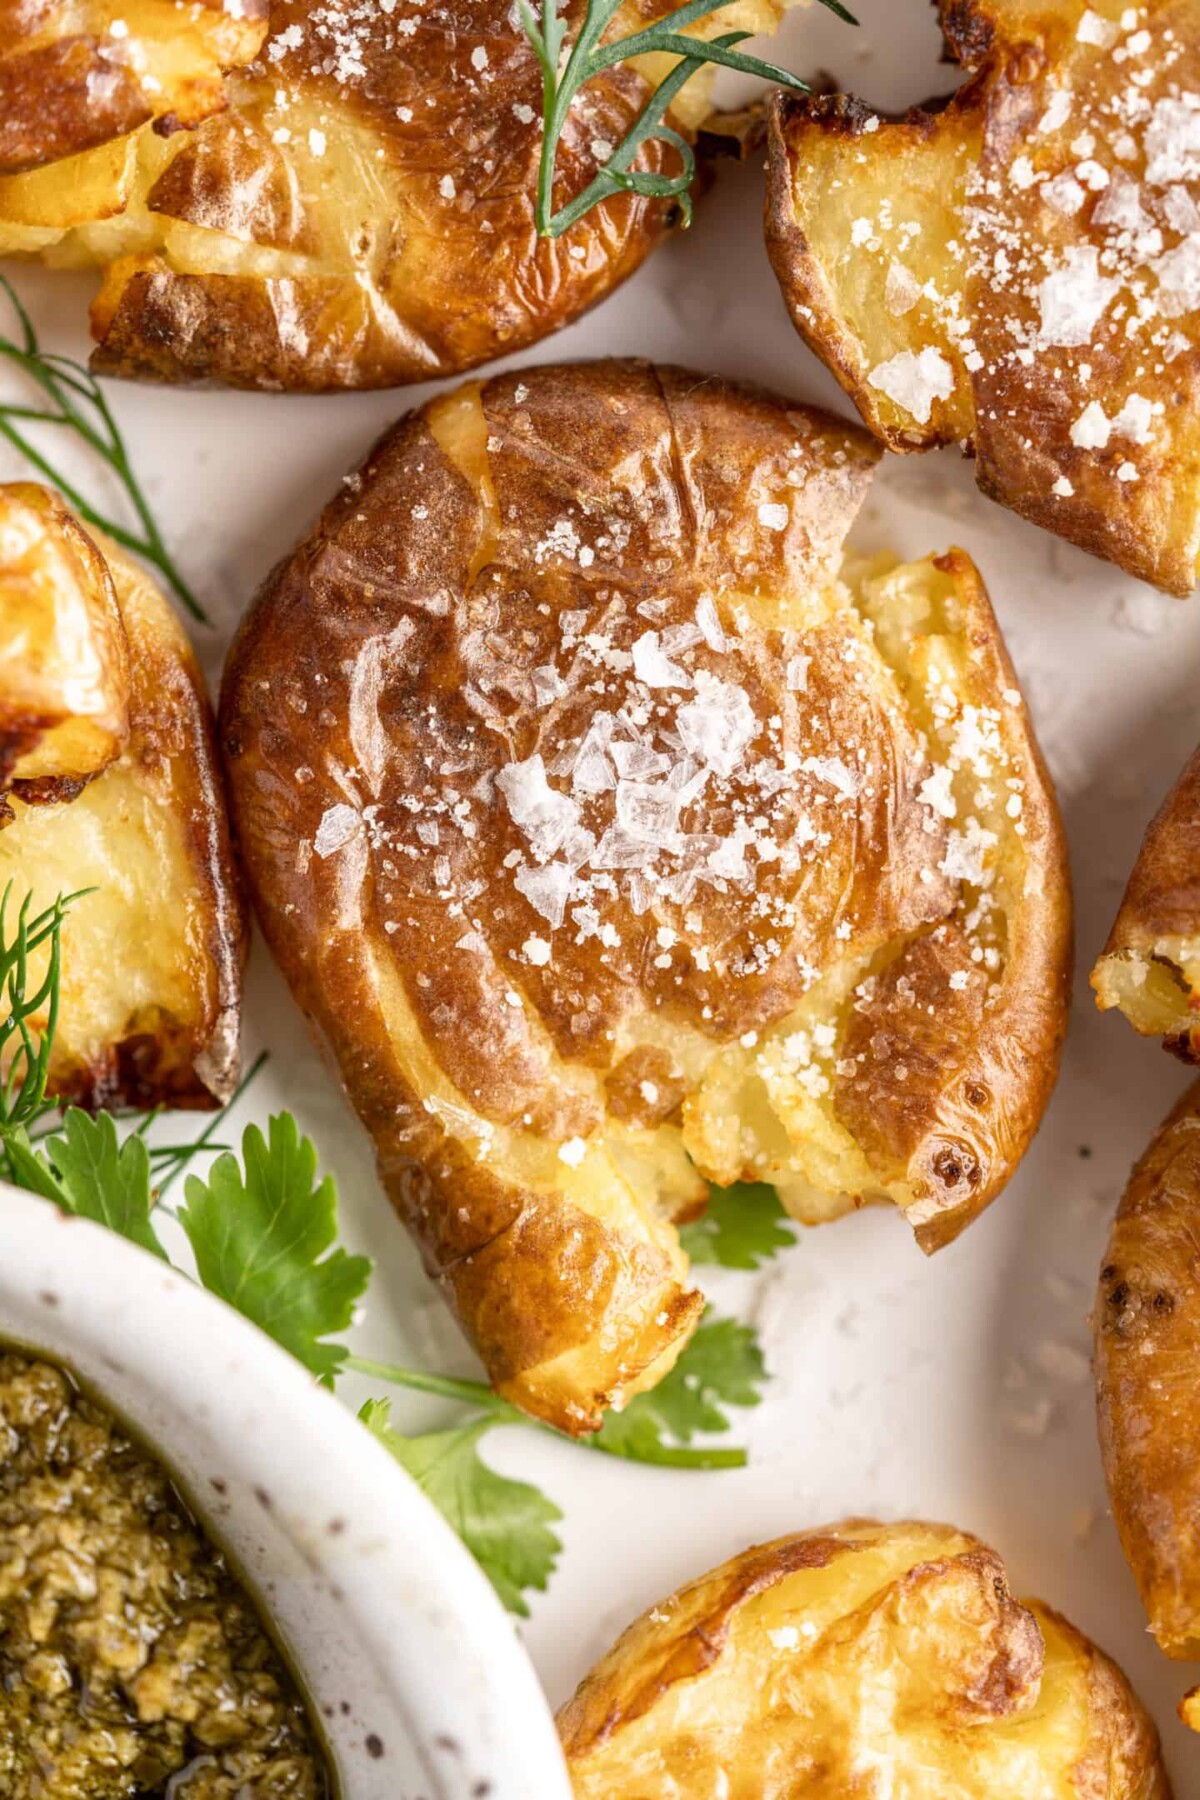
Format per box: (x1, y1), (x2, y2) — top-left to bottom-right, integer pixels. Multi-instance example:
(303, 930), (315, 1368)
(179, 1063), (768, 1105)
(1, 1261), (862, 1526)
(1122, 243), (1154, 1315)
(0, 483), (129, 798)
(0, 483), (245, 1109)
(1093, 747), (1200, 1059)
(1096, 1081), (1200, 1677)
(220, 359), (1070, 1430)
(0, 0), (786, 391)
(0, 0), (269, 175)
(559, 1519), (1171, 1796)
(765, 0), (1200, 595)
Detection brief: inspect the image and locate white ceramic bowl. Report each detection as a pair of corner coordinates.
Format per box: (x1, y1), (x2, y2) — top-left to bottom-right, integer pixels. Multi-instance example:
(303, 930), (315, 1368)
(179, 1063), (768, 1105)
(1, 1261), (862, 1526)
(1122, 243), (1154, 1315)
(0, 1184), (573, 1800)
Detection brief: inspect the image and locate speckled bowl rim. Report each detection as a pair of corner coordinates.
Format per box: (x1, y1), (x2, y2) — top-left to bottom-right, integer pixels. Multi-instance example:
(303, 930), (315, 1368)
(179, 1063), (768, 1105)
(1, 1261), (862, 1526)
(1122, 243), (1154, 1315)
(0, 1183), (573, 1800)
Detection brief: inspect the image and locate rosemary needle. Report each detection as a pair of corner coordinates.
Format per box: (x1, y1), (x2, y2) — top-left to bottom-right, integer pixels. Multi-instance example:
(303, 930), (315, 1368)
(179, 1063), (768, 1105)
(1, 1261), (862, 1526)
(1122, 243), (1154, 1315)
(0, 275), (206, 623)
(520, 0), (856, 237)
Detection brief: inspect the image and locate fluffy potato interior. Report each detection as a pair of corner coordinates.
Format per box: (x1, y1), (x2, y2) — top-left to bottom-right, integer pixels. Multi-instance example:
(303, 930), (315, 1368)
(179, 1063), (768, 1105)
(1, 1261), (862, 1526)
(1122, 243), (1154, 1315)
(561, 1520), (1167, 1798)
(769, 103), (977, 448)
(1093, 944), (1200, 1040)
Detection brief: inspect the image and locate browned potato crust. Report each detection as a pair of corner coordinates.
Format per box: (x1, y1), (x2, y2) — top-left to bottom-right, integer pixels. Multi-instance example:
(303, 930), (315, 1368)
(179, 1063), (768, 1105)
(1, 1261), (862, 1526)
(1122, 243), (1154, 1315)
(220, 358), (1069, 1429)
(1095, 1080), (1200, 1672)
(0, 0), (785, 391)
(765, 0), (1200, 595)
(559, 1519), (1172, 1796)
(1093, 746), (1200, 1060)
(0, 484), (245, 1110)
(0, 482), (129, 799)
(0, 0), (268, 174)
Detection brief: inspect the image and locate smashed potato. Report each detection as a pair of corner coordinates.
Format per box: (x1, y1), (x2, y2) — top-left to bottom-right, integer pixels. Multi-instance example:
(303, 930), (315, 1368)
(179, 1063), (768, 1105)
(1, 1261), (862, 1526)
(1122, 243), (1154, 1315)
(0, 0), (786, 391)
(221, 359), (1070, 1431)
(0, 483), (245, 1109)
(766, 0), (1200, 594)
(559, 1519), (1171, 1796)
(0, 0), (268, 175)
(1093, 745), (1200, 1059)
(1096, 1080), (1200, 1685)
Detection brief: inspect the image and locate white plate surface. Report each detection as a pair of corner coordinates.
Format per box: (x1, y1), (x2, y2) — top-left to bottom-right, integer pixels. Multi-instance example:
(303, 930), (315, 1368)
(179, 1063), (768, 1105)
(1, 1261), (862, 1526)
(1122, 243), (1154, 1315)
(3, 0), (1200, 1788)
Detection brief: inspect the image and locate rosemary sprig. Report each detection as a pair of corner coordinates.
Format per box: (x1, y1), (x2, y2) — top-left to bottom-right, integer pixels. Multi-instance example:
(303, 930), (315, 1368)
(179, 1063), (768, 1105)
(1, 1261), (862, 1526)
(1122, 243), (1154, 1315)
(519, 0), (855, 236)
(0, 276), (205, 622)
(0, 882), (89, 1136)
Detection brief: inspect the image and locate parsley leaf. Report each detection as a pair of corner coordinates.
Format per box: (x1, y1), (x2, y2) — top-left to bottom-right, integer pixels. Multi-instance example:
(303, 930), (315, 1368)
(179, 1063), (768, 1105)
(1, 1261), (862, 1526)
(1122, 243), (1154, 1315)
(360, 1398), (562, 1616)
(680, 1180), (797, 1270)
(180, 1114), (371, 1385)
(10, 1111), (167, 1260)
(587, 1313), (767, 1466)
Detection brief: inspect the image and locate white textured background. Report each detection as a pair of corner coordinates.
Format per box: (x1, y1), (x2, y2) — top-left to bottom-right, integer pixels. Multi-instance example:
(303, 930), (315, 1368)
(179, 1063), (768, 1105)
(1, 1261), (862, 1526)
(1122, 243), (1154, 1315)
(4, 0), (1200, 1786)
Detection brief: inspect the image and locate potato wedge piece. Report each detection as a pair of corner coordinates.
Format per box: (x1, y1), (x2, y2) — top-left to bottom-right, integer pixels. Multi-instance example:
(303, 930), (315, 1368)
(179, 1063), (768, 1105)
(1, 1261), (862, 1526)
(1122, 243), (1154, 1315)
(766, 0), (1200, 595)
(0, 0), (788, 390)
(1096, 1080), (1200, 1669)
(221, 359), (1069, 1430)
(0, 483), (129, 798)
(1093, 747), (1200, 1059)
(0, 0), (269, 175)
(0, 484), (245, 1109)
(559, 1519), (1171, 1795)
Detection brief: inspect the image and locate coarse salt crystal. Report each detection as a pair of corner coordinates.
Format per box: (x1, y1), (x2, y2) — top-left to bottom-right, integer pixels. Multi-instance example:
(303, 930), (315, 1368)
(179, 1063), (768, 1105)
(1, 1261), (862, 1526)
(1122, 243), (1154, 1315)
(558, 1137), (588, 1167)
(1036, 246), (1119, 347)
(1070, 400), (1112, 449)
(757, 501), (789, 532)
(313, 803), (360, 858)
(867, 348), (954, 424)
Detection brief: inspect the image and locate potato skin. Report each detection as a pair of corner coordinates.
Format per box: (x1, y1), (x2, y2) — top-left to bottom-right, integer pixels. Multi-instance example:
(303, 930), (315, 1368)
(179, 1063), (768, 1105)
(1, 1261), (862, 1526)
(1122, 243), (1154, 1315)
(0, 486), (246, 1110)
(765, 0), (1200, 595)
(559, 1519), (1171, 1797)
(222, 356), (1068, 1428)
(1096, 1080), (1200, 1663)
(0, 0), (268, 174)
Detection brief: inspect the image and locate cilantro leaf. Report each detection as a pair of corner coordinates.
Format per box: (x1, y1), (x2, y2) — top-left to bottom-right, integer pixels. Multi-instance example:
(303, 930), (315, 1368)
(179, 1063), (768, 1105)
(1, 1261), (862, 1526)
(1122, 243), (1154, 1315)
(180, 1114), (371, 1385)
(360, 1398), (562, 1617)
(588, 1313), (767, 1466)
(680, 1180), (797, 1270)
(10, 1110), (168, 1260)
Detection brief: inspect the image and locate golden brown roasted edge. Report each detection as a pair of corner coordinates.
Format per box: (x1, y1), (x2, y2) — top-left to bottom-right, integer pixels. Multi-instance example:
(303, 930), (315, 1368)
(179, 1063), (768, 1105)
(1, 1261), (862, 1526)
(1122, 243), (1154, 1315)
(1093, 745), (1200, 1059)
(559, 1519), (1171, 1795)
(0, 484), (246, 1109)
(1095, 1080), (1200, 1682)
(764, 0), (1200, 595)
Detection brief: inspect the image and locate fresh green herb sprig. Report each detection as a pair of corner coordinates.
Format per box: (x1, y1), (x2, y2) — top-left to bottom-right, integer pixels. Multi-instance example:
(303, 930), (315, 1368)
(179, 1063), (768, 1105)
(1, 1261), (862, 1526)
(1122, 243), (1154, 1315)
(0, 888), (790, 1614)
(0, 275), (204, 621)
(356, 1312), (767, 1612)
(519, 0), (854, 237)
(0, 882), (90, 1136)
(681, 1178), (798, 1270)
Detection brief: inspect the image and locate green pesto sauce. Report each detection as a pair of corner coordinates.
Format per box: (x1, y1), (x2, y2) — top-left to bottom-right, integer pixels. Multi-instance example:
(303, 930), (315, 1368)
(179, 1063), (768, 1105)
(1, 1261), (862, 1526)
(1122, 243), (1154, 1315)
(0, 1350), (331, 1800)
